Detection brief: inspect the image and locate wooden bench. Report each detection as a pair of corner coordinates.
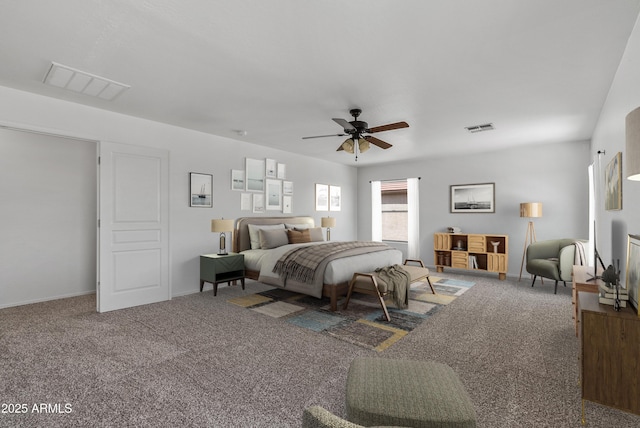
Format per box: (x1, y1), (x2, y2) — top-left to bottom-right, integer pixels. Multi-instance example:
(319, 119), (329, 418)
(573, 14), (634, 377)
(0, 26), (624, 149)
(343, 259), (435, 321)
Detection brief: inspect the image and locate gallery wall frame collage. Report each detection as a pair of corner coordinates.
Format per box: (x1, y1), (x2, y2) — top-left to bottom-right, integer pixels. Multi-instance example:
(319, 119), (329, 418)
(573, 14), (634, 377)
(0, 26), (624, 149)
(230, 158), (293, 213)
(190, 158), (342, 215)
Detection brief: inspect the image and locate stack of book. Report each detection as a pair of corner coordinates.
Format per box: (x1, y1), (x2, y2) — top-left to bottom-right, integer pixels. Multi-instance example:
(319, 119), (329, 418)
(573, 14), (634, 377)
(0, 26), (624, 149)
(598, 283), (629, 307)
(469, 255), (479, 269)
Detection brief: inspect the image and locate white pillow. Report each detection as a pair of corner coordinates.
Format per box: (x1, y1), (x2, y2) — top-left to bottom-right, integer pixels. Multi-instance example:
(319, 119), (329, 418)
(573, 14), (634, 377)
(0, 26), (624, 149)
(248, 223), (285, 249)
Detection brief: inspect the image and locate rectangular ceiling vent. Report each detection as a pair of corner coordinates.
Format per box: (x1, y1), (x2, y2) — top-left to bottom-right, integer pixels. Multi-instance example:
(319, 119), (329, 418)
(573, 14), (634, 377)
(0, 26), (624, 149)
(43, 62), (130, 101)
(465, 123), (494, 133)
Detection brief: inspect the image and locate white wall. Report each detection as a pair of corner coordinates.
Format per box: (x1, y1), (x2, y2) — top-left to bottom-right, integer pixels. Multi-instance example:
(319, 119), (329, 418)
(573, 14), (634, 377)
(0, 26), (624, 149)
(591, 14), (640, 278)
(356, 140), (591, 278)
(0, 129), (97, 306)
(0, 86), (356, 308)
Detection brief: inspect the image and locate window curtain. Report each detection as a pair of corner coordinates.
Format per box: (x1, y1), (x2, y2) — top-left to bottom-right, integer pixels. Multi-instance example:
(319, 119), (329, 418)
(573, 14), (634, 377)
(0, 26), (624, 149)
(407, 177), (420, 259)
(371, 180), (382, 241)
(587, 163), (595, 266)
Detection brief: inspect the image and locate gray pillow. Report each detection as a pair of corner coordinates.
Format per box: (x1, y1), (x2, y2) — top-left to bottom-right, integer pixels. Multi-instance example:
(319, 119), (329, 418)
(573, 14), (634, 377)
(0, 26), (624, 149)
(259, 228), (290, 249)
(248, 223), (285, 249)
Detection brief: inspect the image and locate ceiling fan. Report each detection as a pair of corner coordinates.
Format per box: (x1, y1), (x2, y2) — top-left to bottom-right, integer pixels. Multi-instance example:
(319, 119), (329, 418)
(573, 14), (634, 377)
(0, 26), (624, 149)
(302, 109), (409, 160)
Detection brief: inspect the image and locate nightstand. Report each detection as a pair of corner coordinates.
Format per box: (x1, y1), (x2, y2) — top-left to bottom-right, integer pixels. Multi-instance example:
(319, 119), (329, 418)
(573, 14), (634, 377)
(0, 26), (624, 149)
(200, 253), (245, 296)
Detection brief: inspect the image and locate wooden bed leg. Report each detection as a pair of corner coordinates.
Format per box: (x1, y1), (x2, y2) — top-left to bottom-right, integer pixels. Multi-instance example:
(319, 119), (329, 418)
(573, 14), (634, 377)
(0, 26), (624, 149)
(329, 287), (338, 311)
(343, 274), (356, 310)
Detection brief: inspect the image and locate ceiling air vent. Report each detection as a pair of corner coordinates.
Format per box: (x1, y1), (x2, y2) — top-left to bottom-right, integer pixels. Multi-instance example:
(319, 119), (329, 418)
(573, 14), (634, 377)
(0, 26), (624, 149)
(465, 123), (494, 133)
(43, 62), (130, 101)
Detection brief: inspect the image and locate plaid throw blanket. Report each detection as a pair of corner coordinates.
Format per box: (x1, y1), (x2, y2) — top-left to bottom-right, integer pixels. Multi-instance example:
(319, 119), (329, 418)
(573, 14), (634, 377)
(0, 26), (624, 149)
(273, 241), (388, 284)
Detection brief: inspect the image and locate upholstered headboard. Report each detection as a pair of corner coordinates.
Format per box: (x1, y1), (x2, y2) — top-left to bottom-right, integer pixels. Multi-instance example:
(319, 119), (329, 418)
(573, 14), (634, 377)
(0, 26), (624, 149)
(234, 216), (315, 252)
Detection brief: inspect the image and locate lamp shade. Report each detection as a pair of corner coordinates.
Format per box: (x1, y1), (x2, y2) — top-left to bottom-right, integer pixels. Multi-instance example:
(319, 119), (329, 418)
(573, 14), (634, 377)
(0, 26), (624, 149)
(626, 106), (640, 181)
(358, 138), (370, 153)
(211, 218), (234, 233)
(520, 202), (542, 218)
(321, 217), (336, 228)
(341, 139), (355, 154)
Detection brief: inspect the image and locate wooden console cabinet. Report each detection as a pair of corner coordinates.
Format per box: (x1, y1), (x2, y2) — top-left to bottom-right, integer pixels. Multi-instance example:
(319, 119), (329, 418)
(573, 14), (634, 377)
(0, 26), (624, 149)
(434, 233), (508, 280)
(579, 291), (640, 422)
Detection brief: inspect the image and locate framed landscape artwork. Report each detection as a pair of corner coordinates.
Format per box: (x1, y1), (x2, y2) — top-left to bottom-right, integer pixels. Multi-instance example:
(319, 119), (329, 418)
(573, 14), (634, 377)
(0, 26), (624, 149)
(605, 152), (622, 211)
(189, 172), (212, 208)
(450, 183), (495, 213)
(245, 158), (265, 192)
(266, 179), (282, 211)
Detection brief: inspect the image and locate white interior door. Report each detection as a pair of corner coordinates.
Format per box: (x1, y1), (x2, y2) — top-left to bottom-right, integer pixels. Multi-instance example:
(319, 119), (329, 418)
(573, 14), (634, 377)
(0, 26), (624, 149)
(98, 141), (169, 312)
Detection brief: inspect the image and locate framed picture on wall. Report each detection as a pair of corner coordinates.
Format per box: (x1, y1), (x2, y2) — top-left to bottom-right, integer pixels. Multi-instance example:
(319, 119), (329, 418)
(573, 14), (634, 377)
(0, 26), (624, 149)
(231, 169), (245, 191)
(265, 179), (282, 210)
(329, 185), (341, 211)
(252, 193), (265, 213)
(283, 195), (292, 213)
(450, 183), (495, 213)
(625, 234), (640, 314)
(265, 158), (277, 178)
(283, 181), (293, 195)
(277, 163), (286, 179)
(189, 172), (213, 207)
(246, 158), (265, 192)
(605, 152), (622, 211)
(315, 183), (328, 211)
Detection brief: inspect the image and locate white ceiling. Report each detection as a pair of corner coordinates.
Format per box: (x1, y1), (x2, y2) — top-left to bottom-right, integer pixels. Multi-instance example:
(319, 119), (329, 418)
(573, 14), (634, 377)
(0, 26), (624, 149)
(1, 1), (639, 166)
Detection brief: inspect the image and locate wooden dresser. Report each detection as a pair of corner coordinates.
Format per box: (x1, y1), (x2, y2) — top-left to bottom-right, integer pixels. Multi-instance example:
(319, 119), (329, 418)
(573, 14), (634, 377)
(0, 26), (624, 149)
(578, 291), (640, 423)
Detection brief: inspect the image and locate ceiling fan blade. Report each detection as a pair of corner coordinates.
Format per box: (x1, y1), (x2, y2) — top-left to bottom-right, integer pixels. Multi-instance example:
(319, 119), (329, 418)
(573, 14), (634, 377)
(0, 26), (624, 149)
(302, 133), (347, 139)
(367, 121), (409, 133)
(332, 118), (356, 131)
(365, 135), (393, 149)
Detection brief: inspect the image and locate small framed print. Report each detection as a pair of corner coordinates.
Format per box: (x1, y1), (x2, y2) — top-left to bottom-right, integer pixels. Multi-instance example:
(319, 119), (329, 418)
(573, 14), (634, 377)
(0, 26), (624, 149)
(266, 158), (277, 178)
(277, 163), (286, 179)
(283, 180), (293, 195)
(189, 172), (212, 208)
(266, 179), (282, 211)
(240, 193), (252, 211)
(315, 183), (328, 211)
(329, 185), (341, 211)
(252, 193), (265, 213)
(283, 195), (292, 214)
(231, 170), (245, 191)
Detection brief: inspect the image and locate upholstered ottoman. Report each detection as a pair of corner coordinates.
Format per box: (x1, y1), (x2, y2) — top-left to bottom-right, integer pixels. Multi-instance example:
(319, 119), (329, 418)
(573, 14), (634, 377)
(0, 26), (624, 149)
(346, 357), (476, 428)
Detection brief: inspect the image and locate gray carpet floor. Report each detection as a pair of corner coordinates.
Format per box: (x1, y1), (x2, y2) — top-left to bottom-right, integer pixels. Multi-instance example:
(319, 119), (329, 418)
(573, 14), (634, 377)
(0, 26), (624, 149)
(1, 272), (640, 427)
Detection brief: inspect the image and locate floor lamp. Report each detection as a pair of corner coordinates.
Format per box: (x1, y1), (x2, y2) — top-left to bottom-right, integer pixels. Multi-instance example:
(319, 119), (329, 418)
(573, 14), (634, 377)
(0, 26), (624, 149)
(518, 202), (542, 281)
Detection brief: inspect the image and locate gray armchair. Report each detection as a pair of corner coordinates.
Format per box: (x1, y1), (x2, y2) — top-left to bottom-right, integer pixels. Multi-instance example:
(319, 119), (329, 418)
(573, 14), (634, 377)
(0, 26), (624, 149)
(526, 239), (583, 294)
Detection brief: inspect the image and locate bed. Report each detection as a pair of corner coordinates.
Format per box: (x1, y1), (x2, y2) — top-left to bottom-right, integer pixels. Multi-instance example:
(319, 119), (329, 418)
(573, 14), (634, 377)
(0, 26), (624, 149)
(233, 216), (403, 310)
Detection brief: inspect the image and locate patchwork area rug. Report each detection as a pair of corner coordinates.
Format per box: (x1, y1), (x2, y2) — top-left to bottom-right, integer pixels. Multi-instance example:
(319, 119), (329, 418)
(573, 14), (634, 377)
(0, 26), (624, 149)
(228, 276), (475, 352)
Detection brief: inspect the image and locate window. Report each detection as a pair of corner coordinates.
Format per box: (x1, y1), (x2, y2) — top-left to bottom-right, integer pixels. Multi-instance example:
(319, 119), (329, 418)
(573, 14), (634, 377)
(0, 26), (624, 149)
(371, 177), (419, 259)
(381, 180), (408, 242)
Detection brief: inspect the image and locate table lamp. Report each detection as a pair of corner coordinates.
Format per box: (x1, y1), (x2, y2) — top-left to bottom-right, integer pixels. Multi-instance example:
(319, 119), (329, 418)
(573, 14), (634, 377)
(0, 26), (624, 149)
(321, 216), (336, 241)
(211, 218), (234, 255)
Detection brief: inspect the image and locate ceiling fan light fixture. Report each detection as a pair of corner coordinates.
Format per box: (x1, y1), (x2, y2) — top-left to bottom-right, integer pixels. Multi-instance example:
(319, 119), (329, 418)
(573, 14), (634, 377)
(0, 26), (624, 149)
(341, 139), (355, 154)
(358, 138), (370, 153)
